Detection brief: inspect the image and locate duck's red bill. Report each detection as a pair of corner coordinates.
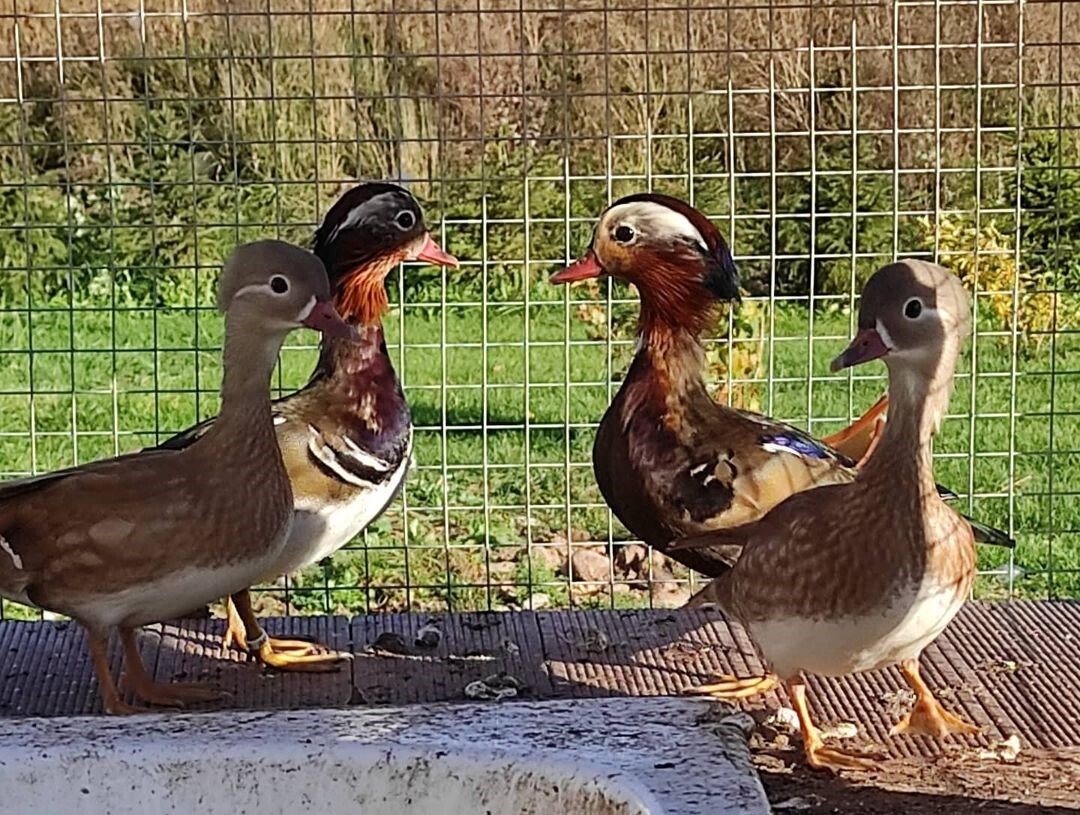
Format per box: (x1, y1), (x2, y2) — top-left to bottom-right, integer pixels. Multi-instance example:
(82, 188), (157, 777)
(302, 299), (359, 341)
(550, 249), (604, 284)
(831, 326), (890, 372)
(413, 234), (459, 268)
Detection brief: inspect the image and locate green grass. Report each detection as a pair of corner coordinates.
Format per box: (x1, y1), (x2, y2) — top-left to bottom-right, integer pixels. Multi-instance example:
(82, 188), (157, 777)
(1, 295), (1077, 619)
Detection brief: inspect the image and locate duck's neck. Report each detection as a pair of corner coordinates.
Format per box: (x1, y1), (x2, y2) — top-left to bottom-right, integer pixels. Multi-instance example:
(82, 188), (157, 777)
(315, 274), (395, 386)
(202, 310), (284, 450)
(309, 271), (410, 446)
(315, 268), (394, 382)
(633, 324), (712, 405)
(859, 352), (958, 497)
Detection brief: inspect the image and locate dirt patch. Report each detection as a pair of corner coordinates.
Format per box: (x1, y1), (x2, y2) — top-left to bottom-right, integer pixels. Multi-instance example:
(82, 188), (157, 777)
(755, 741), (1080, 814)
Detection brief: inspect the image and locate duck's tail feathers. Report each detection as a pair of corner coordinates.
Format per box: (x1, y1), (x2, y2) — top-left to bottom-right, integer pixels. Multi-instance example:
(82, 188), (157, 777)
(964, 515), (1016, 549)
(684, 580), (724, 610)
(821, 393), (889, 461)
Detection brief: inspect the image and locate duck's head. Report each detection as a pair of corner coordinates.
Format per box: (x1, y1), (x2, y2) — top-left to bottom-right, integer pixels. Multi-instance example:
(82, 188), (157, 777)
(313, 182), (459, 325)
(831, 259), (971, 379)
(218, 239), (357, 340)
(550, 193), (740, 335)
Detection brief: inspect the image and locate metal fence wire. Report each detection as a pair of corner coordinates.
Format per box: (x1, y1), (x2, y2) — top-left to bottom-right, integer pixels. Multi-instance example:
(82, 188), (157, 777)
(0, 0), (1077, 620)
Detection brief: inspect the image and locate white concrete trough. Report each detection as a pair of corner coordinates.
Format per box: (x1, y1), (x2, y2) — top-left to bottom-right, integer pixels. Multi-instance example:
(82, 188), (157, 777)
(0, 698), (768, 815)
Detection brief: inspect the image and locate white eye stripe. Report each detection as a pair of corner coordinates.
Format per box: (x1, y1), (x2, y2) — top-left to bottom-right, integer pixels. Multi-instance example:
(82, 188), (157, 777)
(323, 191), (400, 242)
(875, 318), (896, 350)
(605, 201), (709, 252)
(296, 295), (317, 322)
(233, 282), (274, 299)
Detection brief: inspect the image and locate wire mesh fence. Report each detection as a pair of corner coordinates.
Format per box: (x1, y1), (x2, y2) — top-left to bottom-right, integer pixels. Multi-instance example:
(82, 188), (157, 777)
(0, 0), (1077, 620)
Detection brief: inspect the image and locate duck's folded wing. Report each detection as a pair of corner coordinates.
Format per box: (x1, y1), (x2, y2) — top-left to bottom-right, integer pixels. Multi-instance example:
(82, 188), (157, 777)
(0, 448), (173, 502)
(0, 450), (190, 581)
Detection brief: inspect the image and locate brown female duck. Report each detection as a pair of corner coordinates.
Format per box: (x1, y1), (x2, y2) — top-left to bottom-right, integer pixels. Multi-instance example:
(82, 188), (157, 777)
(0, 240), (353, 713)
(674, 260), (982, 771)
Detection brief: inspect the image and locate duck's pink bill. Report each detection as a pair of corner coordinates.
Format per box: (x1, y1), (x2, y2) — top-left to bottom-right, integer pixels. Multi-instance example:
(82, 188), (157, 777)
(550, 249), (604, 284)
(413, 234), (459, 268)
(303, 300), (359, 341)
(831, 326), (890, 372)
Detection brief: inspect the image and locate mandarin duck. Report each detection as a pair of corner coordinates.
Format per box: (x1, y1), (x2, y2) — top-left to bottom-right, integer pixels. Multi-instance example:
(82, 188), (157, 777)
(550, 193), (1012, 578)
(673, 260), (984, 770)
(157, 182), (458, 670)
(0, 240), (354, 714)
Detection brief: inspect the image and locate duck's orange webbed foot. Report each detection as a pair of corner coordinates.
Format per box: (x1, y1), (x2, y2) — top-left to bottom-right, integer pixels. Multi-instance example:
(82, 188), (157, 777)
(223, 599), (322, 656)
(891, 658), (979, 738)
(249, 634), (352, 672)
(787, 677), (884, 773)
(804, 740), (882, 772)
(689, 673), (778, 700)
(890, 699), (979, 738)
(226, 591), (351, 673)
(121, 628), (225, 708)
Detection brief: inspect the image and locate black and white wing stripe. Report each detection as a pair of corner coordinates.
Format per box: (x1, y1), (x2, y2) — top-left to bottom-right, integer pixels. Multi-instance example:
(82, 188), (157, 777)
(306, 425), (410, 488)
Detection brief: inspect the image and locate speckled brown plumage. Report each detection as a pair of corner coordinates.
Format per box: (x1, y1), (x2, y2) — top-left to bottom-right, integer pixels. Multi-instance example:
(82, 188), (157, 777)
(673, 260), (983, 771)
(0, 240), (349, 713)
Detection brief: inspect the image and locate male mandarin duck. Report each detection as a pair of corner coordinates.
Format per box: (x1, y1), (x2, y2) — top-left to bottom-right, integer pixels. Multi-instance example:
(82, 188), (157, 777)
(0, 241), (354, 714)
(157, 182), (458, 670)
(549, 193), (1010, 577)
(673, 260), (983, 770)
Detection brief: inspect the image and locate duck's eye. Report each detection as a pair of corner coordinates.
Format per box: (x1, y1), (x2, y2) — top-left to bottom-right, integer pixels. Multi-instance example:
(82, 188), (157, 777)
(904, 298), (923, 319)
(270, 276), (290, 295)
(394, 210), (416, 231)
(614, 225), (635, 243)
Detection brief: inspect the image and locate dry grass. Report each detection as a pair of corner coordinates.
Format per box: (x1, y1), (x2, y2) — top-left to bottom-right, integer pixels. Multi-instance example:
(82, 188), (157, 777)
(1, 0), (1074, 185)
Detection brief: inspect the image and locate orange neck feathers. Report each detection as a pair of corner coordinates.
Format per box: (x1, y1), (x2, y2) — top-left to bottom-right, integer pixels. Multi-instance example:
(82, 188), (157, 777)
(334, 252), (401, 326)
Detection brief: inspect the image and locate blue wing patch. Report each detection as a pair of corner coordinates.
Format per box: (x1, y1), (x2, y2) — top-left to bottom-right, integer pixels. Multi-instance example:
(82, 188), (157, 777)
(759, 430), (855, 468)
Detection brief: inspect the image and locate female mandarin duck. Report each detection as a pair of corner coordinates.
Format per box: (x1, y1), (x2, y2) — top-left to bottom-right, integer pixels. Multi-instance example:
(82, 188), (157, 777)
(674, 260), (982, 771)
(158, 183), (458, 670)
(0, 240), (354, 714)
(549, 194), (1009, 578)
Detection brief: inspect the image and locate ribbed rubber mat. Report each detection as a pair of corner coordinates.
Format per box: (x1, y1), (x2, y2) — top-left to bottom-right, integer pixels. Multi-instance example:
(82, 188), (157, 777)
(0, 602), (1076, 758)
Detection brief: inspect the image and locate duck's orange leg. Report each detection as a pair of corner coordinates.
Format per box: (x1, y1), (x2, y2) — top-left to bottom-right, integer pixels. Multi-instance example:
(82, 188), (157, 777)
(222, 592), (318, 654)
(228, 589), (351, 672)
(822, 393), (889, 461)
(890, 658), (980, 738)
(119, 628), (224, 707)
(85, 628), (140, 715)
(788, 678), (883, 772)
(689, 673), (779, 700)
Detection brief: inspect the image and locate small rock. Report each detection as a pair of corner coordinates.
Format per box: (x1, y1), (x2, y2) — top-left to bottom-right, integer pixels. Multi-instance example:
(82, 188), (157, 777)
(414, 622), (442, 650)
(614, 543), (649, 577)
(369, 632), (411, 655)
(488, 561), (517, 578)
(764, 706), (800, 733)
(774, 796), (813, 811)
(464, 672), (524, 701)
(820, 721), (859, 740)
(530, 544), (567, 573)
(652, 582), (692, 608)
(978, 734), (1022, 763)
(527, 592), (550, 610)
(571, 548), (610, 583)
